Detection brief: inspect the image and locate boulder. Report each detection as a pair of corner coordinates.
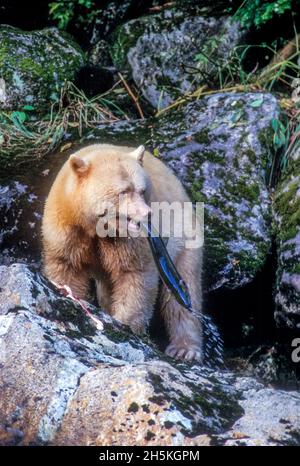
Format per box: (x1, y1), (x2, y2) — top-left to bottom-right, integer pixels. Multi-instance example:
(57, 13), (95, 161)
(0, 26), (85, 111)
(0, 181), (42, 266)
(0, 263), (299, 446)
(274, 146), (300, 329)
(0, 263), (238, 445)
(109, 9), (244, 108)
(216, 377), (300, 446)
(87, 1), (156, 45)
(155, 92), (279, 289)
(174, 1), (241, 16)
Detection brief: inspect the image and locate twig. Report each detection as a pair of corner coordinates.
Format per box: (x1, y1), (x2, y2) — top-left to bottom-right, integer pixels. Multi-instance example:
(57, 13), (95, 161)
(53, 282), (104, 331)
(118, 72), (145, 120)
(149, 2), (174, 12)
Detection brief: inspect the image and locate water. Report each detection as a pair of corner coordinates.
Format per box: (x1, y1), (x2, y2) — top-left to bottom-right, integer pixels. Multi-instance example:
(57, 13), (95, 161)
(192, 309), (224, 367)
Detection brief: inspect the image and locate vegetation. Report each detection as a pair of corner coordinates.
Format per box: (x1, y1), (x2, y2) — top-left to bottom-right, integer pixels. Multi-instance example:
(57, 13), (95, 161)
(0, 81), (129, 166)
(233, 0), (294, 29)
(0, 0), (299, 178)
(49, 0), (97, 29)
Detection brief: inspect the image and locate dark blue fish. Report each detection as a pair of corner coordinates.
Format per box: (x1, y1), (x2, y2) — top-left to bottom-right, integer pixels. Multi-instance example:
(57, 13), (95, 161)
(141, 217), (192, 311)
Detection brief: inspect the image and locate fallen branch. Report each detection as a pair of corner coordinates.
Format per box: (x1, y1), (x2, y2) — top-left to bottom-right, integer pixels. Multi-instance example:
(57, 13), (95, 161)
(259, 33), (300, 83)
(118, 72), (145, 120)
(149, 2), (174, 12)
(53, 282), (104, 331)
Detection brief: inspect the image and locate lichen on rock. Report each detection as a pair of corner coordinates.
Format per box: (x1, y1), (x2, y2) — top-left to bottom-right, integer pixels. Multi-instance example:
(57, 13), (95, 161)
(0, 25), (85, 111)
(154, 92), (279, 290)
(109, 8), (244, 109)
(273, 146), (300, 329)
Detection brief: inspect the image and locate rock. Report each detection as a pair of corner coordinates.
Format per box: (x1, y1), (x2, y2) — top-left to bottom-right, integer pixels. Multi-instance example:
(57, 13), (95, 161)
(155, 92), (279, 289)
(218, 377), (300, 446)
(0, 263), (299, 446)
(89, 39), (114, 69)
(0, 26), (85, 111)
(0, 263), (238, 445)
(109, 9), (244, 108)
(88, 1), (155, 45)
(274, 147), (300, 329)
(0, 181), (42, 266)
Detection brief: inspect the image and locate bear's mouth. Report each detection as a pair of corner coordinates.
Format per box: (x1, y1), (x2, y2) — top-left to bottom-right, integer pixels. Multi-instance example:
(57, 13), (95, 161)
(104, 214), (141, 232)
(127, 217), (140, 232)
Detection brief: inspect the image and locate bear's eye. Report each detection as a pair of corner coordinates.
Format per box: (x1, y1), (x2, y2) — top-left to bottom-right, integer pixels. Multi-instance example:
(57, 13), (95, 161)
(98, 209), (108, 218)
(139, 189), (146, 196)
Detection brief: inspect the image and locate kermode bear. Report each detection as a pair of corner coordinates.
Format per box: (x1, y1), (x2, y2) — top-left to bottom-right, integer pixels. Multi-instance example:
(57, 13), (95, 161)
(42, 144), (203, 361)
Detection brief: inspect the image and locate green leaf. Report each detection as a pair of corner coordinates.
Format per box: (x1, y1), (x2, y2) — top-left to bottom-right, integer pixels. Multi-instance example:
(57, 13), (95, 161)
(271, 118), (279, 132)
(250, 96), (264, 108)
(11, 111), (27, 124)
(153, 148), (159, 157)
(22, 105), (35, 111)
(230, 109), (243, 123)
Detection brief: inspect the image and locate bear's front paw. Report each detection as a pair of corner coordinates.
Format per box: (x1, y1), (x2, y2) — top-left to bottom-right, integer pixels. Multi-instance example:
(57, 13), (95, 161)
(165, 342), (202, 362)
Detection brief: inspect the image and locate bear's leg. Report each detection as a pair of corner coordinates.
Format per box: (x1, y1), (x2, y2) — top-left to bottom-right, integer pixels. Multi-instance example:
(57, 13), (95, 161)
(110, 269), (159, 334)
(161, 247), (203, 362)
(44, 259), (90, 299)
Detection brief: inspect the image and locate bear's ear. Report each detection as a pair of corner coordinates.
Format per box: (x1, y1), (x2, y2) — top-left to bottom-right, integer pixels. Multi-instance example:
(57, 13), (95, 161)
(69, 155), (90, 175)
(129, 145), (145, 164)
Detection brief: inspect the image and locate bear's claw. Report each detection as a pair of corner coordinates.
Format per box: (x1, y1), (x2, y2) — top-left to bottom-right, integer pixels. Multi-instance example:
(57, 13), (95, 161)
(165, 343), (202, 362)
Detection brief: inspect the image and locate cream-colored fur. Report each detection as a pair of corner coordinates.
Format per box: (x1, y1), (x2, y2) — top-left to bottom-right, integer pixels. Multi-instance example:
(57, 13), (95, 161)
(42, 144), (203, 361)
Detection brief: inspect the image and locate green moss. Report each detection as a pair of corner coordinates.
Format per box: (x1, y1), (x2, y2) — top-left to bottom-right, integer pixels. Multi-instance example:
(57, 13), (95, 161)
(145, 430), (156, 441)
(128, 402), (139, 413)
(227, 178), (260, 203)
(244, 149), (257, 165)
(164, 421), (174, 429)
(0, 25), (85, 111)
(291, 263), (300, 275)
(109, 18), (150, 70)
(193, 129), (210, 145)
(274, 179), (300, 242)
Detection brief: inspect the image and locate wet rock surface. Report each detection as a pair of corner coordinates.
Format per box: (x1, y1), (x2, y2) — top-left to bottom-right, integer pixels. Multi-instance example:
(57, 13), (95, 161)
(0, 263), (299, 446)
(109, 9), (243, 109)
(0, 25), (85, 111)
(274, 146), (300, 330)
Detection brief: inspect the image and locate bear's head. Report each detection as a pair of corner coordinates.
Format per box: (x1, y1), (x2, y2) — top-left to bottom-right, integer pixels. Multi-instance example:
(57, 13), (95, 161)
(67, 144), (152, 238)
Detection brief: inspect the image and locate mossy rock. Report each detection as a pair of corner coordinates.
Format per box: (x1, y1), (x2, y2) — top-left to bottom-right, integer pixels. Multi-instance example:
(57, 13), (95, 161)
(0, 25), (85, 112)
(174, 0), (240, 16)
(153, 92), (279, 290)
(109, 9), (244, 109)
(273, 147), (300, 329)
